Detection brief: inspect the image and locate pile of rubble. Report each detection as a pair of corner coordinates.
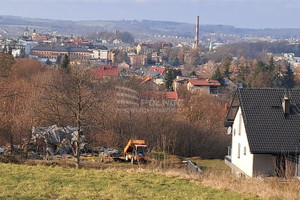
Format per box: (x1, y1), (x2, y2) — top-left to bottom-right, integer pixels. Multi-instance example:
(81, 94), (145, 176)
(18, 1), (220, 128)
(29, 125), (85, 157)
(28, 125), (120, 159)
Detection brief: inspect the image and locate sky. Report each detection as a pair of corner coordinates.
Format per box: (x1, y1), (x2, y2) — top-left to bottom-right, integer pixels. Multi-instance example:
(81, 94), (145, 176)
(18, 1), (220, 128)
(0, 0), (299, 29)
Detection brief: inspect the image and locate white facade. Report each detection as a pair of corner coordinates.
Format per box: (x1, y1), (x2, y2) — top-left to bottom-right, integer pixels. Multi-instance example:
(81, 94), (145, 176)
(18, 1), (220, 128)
(12, 49), (21, 58)
(100, 50), (108, 60)
(230, 107), (276, 177)
(89, 49), (108, 60)
(187, 82), (215, 94)
(231, 107), (254, 177)
(90, 49), (100, 59)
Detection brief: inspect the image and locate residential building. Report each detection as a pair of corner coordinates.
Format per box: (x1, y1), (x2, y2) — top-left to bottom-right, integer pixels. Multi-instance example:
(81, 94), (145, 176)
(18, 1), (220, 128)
(187, 79), (221, 94)
(172, 76), (189, 91)
(225, 88), (300, 178)
(93, 65), (119, 79)
(129, 54), (147, 66)
(148, 66), (165, 75)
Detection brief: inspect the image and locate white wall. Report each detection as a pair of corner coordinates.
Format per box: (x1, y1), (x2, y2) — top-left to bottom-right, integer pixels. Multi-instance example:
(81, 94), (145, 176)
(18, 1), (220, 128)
(187, 83), (210, 93)
(90, 50), (99, 59)
(12, 49), (20, 58)
(231, 107), (254, 177)
(100, 50), (108, 60)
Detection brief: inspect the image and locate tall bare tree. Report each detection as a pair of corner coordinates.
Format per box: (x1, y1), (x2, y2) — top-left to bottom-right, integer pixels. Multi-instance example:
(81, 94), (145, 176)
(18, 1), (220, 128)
(40, 67), (99, 168)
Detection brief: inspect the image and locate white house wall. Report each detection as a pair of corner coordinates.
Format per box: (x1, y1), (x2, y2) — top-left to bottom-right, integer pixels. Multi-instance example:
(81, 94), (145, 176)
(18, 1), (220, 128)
(231, 107), (254, 177)
(187, 83), (210, 94)
(100, 50), (108, 60)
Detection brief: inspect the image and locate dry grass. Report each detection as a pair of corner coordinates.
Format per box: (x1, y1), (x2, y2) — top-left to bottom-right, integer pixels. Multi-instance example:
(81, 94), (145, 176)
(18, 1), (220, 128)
(3, 154), (300, 199)
(0, 162), (259, 200)
(149, 159), (300, 200)
(200, 170), (300, 200)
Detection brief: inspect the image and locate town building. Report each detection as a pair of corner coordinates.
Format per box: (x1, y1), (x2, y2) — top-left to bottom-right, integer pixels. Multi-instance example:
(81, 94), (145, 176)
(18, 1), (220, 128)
(30, 46), (90, 61)
(93, 65), (119, 79)
(187, 79), (221, 94)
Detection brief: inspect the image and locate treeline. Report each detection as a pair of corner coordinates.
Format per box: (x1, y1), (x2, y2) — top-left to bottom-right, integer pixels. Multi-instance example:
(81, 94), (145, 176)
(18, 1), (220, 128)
(88, 31), (134, 43)
(209, 41), (300, 63)
(212, 56), (295, 88)
(0, 54), (230, 160)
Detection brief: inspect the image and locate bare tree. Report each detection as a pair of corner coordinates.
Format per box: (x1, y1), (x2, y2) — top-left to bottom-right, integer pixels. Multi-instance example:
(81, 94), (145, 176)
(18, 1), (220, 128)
(40, 67), (99, 168)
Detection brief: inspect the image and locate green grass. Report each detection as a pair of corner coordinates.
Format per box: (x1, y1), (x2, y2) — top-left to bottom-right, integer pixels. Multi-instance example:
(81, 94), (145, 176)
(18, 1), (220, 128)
(0, 163), (261, 200)
(190, 159), (230, 172)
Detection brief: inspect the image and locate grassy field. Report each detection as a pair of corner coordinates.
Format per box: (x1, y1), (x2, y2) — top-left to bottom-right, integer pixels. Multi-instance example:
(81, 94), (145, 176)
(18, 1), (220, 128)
(0, 163), (260, 200)
(188, 159), (300, 200)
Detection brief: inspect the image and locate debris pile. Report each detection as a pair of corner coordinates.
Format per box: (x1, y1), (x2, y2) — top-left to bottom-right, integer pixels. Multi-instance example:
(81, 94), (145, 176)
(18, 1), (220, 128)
(99, 147), (119, 157)
(30, 125), (85, 156)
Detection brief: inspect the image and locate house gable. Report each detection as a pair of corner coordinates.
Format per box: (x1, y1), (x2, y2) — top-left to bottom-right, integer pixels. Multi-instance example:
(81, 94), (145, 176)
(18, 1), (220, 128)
(231, 106), (254, 177)
(226, 88), (300, 154)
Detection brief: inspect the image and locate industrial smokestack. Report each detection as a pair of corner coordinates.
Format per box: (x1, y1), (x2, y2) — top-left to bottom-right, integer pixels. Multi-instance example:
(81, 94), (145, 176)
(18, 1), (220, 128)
(195, 16), (199, 48)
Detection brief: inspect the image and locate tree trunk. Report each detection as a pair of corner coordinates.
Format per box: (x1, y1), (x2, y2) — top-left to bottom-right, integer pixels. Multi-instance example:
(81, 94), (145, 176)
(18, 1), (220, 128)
(76, 144), (80, 168)
(75, 129), (81, 168)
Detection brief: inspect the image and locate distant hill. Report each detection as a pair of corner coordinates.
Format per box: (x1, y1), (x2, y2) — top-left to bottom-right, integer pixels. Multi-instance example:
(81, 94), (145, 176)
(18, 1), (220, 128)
(1, 15), (300, 40)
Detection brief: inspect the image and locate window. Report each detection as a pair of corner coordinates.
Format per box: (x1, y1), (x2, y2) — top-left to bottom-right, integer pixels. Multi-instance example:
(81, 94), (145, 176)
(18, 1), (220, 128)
(238, 143), (241, 158)
(238, 113), (242, 135)
(244, 146), (246, 156)
(233, 128), (236, 136)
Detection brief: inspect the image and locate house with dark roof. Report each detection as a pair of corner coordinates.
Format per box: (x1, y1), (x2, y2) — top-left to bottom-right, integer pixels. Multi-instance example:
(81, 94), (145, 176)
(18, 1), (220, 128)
(225, 88), (300, 178)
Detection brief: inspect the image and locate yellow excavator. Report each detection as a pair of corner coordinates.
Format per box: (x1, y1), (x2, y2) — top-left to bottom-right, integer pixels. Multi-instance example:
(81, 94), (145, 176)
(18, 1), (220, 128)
(124, 139), (148, 164)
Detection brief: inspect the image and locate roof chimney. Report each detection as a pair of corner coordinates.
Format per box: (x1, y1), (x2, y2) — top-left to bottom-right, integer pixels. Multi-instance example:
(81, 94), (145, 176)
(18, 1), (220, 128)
(282, 94), (290, 117)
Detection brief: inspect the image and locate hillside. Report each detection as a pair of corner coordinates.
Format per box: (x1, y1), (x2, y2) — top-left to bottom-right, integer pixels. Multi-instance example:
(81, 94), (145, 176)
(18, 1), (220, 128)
(0, 162), (259, 200)
(2, 15), (300, 40)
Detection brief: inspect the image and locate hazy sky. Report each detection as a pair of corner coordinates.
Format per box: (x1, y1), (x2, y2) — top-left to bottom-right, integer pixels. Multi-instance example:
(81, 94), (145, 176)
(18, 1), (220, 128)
(0, 0), (299, 29)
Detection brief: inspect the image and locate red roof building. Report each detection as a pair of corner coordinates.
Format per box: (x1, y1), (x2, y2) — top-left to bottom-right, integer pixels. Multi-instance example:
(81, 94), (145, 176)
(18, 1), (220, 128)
(93, 65), (119, 79)
(166, 91), (178, 100)
(188, 79), (221, 87)
(149, 66), (165, 75)
(141, 91), (178, 101)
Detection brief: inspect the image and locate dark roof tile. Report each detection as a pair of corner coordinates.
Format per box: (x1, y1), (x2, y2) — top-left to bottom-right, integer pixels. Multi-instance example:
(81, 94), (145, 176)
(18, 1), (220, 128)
(226, 88), (300, 154)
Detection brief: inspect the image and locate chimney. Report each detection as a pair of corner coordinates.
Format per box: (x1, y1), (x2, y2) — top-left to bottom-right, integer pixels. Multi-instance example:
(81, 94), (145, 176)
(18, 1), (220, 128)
(195, 16), (199, 48)
(282, 94), (290, 116)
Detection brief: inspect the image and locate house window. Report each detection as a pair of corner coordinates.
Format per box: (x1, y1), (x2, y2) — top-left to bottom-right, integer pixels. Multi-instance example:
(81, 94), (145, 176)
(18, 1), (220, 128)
(233, 128), (236, 136)
(244, 146), (246, 155)
(238, 113), (242, 135)
(238, 143), (241, 158)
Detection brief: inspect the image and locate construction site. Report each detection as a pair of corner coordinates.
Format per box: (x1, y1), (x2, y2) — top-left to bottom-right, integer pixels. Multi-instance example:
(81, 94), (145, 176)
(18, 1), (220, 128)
(0, 124), (203, 174)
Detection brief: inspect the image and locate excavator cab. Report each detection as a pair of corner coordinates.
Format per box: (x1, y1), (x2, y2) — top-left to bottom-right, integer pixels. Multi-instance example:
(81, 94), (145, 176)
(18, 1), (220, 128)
(124, 139), (148, 164)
